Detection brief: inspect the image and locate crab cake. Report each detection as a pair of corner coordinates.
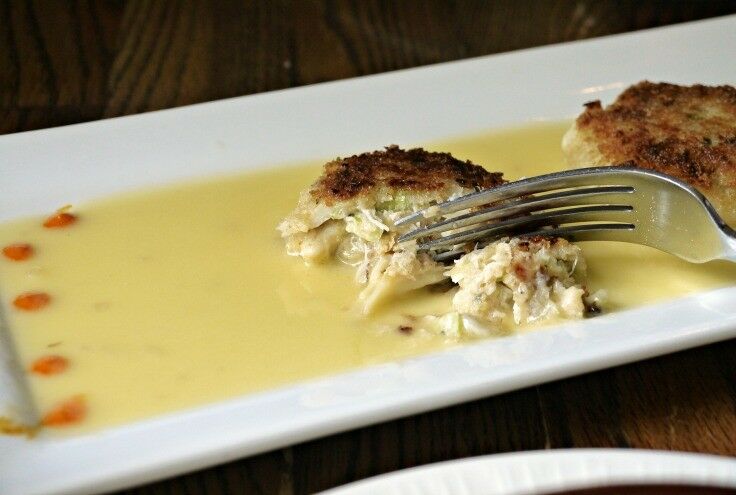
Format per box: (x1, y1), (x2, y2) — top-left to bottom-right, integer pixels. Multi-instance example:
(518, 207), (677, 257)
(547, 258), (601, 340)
(562, 81), (736, 225)
(278, 145), (504, 313)
(415, 236), (598, 340)
(449, 237), (587, 327)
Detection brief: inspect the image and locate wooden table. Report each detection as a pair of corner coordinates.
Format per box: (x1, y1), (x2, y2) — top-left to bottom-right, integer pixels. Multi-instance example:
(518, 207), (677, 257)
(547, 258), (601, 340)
(3, 2), (736, 493)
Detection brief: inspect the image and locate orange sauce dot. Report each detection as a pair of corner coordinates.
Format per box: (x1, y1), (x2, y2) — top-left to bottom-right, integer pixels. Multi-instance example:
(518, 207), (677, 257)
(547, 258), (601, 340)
(41, 395), (86, 427)
(2, 243), (34, 261)
(43, 212), (77, 228)
(13, 292), (51, 311)
(30, 355), (69, 376)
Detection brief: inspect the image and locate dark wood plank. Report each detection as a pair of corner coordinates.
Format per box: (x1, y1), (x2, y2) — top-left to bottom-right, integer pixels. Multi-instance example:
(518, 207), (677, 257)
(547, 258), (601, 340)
(616, 341), (736, 455)
(4, 0), (736, 134)
(290, 386), (550, 493)
(2, 1), (736, 494)
(539, 340), (736, 455)
(122, 449), (292, 495)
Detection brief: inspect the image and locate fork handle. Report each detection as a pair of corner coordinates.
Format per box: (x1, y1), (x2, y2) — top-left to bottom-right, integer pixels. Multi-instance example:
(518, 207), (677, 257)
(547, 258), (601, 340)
(719, 225), (736, 263)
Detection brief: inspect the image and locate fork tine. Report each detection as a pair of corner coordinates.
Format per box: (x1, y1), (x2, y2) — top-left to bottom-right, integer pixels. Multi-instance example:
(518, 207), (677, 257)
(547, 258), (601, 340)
(397, 185), (634, 243)
(432, 223), (636, 262)
(418, 204), (634, 250)
(395, 166), (637, 227)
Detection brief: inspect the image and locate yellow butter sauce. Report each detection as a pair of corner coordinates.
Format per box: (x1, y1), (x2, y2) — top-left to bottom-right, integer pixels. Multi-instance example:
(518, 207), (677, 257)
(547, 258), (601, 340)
(0, 122), (734, 433)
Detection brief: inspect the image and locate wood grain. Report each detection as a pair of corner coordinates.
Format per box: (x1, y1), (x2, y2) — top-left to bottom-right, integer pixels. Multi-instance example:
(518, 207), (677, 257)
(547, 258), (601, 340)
(2, 2), (735, 494)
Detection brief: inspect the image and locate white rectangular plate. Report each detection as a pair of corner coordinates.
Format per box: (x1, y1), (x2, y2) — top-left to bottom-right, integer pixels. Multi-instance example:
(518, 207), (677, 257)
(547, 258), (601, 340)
(2, 16), (736, 495)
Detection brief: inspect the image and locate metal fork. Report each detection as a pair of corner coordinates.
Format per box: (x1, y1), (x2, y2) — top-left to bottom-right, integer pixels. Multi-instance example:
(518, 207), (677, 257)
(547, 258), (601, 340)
(395, 166), (736, 263)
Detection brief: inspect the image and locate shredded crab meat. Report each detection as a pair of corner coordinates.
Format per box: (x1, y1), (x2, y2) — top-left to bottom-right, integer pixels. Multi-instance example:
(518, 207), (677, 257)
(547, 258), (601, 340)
(448, 237), (587, 330)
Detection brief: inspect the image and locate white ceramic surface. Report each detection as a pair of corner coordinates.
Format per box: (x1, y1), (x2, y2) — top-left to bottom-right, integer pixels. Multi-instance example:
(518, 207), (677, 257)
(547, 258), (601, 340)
(322, 449), (736, 495)
(1, 15), (735, 495)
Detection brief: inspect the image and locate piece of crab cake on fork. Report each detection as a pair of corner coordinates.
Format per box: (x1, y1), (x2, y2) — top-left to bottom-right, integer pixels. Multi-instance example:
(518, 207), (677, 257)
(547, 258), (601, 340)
(434, 236), (596, 338)
(278, 145), (505, 313)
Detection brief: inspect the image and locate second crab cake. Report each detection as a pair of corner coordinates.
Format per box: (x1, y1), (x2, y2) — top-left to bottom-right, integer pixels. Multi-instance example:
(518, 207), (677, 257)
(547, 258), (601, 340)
(562, 81), (736, 225)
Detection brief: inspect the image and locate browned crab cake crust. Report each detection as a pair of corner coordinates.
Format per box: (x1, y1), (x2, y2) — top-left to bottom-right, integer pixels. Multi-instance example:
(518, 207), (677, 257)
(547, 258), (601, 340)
(563, 81), (736, 224)
(311, 145), (505, 205)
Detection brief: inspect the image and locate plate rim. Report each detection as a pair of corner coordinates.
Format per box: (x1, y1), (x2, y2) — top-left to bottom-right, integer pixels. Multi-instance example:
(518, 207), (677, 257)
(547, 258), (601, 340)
(320, 448), (736, 494)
